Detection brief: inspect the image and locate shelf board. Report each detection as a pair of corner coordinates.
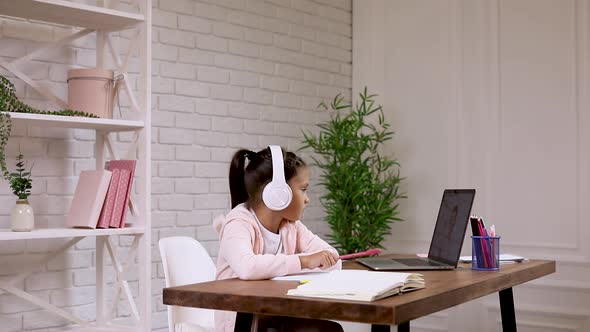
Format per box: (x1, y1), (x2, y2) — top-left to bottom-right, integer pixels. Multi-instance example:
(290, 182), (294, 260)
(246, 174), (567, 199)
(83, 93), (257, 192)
(60, 325), (140, 332)
(6, 112), (144, 132)
(0, 0), (144, 30)
(0, 226), (145, 241)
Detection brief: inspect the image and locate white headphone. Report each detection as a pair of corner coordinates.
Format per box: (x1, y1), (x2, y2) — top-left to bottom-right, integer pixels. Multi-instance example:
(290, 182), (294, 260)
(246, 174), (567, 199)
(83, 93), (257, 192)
(262, 145), (293, 211)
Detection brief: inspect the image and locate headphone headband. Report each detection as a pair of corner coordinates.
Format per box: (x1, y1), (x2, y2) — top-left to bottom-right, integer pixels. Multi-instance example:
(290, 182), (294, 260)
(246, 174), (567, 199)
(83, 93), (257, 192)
(269, 145), (286, 185)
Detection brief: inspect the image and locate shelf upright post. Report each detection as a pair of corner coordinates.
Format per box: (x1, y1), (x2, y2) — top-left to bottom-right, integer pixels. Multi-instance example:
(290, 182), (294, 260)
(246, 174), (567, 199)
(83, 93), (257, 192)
(96, 1), (108, 327)
(96, 0), (107, 69)
(137, 0), (152, 329)
(97, 31), (106, 69)
(96, 130), (107, 327)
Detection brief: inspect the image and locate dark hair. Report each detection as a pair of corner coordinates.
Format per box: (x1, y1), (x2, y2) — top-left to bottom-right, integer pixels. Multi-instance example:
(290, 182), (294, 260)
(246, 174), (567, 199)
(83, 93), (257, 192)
(229, 146), (306, 208)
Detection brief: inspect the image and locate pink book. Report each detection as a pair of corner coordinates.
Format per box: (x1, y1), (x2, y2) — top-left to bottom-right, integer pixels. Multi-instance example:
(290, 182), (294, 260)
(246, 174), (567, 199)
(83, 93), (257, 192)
(108, 160), (137, 228)
(96, 168), (120, 228)
(110, 169), (130, 228)
(66, 170), (112, 228)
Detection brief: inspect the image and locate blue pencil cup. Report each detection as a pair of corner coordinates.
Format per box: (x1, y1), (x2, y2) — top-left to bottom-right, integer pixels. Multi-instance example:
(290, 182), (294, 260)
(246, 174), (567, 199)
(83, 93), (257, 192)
(472, 236), (500, 271)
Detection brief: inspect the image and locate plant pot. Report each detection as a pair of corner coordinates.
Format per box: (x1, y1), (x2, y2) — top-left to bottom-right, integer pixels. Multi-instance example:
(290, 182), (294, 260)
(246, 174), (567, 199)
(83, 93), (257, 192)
(10, 199), (34, 232)
(67, 68), (117, 118)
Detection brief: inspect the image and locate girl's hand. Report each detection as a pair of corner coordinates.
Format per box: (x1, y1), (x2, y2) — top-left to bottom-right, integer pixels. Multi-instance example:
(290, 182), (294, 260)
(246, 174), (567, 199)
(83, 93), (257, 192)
(299, 250), (340, 270)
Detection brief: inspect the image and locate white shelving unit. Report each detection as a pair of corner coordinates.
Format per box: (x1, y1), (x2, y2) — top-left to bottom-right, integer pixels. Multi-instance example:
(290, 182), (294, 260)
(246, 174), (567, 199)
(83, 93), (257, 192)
(0, 1), (151, 331)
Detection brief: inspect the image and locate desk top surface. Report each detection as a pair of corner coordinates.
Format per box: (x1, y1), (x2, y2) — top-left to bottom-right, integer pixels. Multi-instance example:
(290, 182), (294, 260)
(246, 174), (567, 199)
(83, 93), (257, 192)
(163, 258), (555, 325)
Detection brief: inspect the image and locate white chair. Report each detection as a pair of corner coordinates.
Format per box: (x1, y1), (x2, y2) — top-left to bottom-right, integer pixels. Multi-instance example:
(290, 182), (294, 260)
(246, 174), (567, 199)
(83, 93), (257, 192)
(159, 236), (216, 332)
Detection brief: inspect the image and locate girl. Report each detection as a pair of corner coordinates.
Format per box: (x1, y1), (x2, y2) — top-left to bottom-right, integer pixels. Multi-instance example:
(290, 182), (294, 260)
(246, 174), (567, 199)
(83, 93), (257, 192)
(213, 146), (342, 332)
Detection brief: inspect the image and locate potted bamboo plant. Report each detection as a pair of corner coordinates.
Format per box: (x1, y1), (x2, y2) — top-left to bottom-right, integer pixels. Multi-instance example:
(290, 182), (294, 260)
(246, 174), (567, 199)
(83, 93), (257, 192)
(301, 88), (406, 254)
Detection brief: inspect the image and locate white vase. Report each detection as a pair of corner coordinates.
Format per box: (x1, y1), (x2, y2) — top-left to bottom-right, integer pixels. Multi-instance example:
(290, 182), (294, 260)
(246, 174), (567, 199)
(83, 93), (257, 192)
(10, 199), (34, 232)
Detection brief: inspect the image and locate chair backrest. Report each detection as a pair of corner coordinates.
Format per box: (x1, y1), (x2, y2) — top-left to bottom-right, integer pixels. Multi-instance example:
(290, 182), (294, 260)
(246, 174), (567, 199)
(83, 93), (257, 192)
(159, 236), (216, 332)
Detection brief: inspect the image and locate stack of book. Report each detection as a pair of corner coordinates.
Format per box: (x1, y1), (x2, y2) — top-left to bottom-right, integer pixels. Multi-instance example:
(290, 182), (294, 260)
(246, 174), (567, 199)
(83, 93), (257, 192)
(65, 160), (137, 229)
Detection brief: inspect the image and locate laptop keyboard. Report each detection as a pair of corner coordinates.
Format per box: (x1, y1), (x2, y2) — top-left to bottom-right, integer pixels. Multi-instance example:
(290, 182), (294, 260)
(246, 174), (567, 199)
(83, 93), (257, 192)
(394, 258), (445, 267)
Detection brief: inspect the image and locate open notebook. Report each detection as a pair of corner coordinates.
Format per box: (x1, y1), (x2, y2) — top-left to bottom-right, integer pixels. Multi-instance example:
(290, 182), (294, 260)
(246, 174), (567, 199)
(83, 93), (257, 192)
(273, 270), (424, 302)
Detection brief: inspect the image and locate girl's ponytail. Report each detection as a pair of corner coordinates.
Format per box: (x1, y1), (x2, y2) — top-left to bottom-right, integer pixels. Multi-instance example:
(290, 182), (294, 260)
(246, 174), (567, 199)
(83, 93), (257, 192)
(229, 149), (251, 208)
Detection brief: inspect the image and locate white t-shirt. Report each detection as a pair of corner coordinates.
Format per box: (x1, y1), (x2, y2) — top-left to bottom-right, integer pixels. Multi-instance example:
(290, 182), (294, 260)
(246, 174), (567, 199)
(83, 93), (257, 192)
(253, 211), (284, 255)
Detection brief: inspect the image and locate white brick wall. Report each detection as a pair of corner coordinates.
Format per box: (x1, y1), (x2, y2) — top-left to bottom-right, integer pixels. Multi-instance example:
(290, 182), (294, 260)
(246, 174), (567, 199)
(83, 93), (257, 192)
(0, 0), (351, 330)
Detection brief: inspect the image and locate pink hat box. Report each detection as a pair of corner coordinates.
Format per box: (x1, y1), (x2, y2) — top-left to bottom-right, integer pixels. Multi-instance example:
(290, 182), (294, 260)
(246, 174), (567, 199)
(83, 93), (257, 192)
(67, 68), (116, 118)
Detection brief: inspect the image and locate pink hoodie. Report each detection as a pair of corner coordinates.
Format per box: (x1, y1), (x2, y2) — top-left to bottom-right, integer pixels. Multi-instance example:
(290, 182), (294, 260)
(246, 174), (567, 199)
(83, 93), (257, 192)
(213, 204), (341, 331)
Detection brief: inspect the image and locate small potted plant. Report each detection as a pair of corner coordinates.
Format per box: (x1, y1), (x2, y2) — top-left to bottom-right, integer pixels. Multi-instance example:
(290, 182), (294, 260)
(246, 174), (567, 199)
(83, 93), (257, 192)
(8, 153), (34, 232)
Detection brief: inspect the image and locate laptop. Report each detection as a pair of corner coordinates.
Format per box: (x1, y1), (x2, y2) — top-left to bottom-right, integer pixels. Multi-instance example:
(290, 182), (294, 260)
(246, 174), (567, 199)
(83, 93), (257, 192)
(357, 189), (476, 270)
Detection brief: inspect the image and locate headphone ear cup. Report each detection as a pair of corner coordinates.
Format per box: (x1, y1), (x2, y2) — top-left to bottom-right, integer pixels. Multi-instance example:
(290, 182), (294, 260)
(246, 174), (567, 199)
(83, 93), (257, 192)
(262, 181), (292, 211)
(263, 145), (293, 211)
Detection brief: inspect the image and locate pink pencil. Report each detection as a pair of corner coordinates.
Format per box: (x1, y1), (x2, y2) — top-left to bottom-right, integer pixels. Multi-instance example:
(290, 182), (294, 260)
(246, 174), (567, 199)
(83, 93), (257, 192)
(340, 248), (382, 260)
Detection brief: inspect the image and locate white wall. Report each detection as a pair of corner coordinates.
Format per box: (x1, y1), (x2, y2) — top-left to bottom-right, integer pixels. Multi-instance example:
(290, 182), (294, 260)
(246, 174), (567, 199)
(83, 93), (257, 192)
(354, 0), (590, 331)
(0, 0), (352, 331)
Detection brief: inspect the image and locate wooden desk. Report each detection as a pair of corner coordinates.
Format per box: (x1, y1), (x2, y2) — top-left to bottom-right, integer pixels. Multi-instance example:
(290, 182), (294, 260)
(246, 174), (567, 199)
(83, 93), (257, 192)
(163, 259), (555, 332)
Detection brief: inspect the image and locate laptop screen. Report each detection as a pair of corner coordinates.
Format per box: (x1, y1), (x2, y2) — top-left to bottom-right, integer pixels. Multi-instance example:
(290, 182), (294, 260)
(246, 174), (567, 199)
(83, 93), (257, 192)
(427, 189), (476, 266)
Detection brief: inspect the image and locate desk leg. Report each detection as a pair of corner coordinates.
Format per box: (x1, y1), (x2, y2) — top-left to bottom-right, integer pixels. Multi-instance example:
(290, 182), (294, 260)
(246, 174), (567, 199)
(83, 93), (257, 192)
(234, 312), (254, 332)
(397, 322), (410, 332)
(371, 322), (409, 332)
(499, 287), (517, 332)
